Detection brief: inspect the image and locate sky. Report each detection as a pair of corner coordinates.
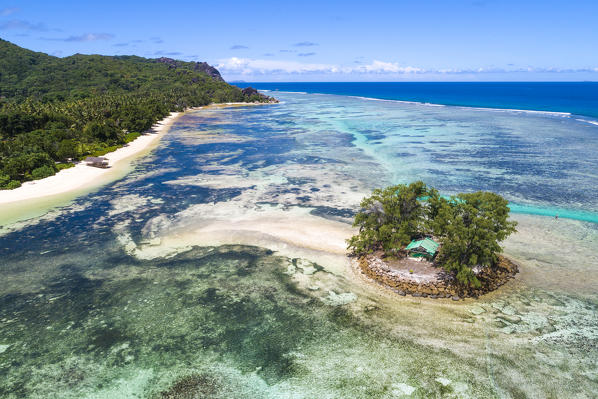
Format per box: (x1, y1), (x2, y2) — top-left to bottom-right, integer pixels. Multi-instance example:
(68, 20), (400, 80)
(1, 0), (597, 82)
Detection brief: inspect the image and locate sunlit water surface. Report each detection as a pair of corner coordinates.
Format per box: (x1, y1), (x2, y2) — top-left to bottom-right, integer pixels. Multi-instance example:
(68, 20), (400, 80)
(1, 93), (597, 398)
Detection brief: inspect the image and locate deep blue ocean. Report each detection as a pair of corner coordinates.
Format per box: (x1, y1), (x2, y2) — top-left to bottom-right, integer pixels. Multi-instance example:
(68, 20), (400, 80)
(241, 82), (598, 119)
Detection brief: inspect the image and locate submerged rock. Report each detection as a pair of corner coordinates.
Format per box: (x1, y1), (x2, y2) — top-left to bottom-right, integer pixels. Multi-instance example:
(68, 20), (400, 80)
(435, 377), (452, 386)
(469, 305), (486, 315)
(284, 264), (297, 275)
(160, 373), (222, 398)
(392, 382), (416, 395)
(322, 291), (357, 306)
(295, 258), (319, 275)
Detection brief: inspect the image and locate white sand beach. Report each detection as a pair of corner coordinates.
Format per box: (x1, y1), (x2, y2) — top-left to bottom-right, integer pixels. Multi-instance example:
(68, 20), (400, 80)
(0, 102), (274, 210)
(0, 112), (181, 207)
(0, 103), (272, 227)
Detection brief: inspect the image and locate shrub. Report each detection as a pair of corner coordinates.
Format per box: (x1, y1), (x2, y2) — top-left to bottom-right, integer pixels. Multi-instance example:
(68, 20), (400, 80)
(0, 173), (9, 187)
(56, 139), (78, 161)
(31, 165), (56, 180)
(432, 191), (517, 287)
(347, 181), (438, 255)
(3, 180), (21, 190)
(56, 163), (75, 171)
(123, 132), (141, 143)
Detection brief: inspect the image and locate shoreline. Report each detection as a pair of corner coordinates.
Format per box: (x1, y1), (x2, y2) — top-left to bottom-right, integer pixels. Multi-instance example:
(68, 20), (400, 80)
(0, 111), (181, 208)
(0, 102), (275, 227)
(357, 254), (519, 300)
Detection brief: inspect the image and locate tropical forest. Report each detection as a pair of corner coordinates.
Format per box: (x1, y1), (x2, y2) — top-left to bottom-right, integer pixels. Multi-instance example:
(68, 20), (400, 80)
(0, 39), (270, 189)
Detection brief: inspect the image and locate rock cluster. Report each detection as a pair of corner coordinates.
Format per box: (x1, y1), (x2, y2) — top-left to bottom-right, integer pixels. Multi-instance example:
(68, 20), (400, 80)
(242, 87), (279, 103)
(154, 57), (225, 81)
(358, 255), (518, 299)
(193, 61), (224, 81)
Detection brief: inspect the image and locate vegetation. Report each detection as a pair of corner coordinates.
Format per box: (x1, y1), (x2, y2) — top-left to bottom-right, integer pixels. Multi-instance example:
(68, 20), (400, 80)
(0, 39), (272, 189)
(348, 182), (517, 287)
(347, 181), (438, 255)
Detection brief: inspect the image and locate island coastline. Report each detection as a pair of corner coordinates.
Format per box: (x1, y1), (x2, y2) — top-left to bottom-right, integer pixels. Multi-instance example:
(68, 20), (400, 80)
(0, 112), (180, 206)
(357, 253), (519, 300)
(0, 102), (280, 206)
(0, 102), (275, 226)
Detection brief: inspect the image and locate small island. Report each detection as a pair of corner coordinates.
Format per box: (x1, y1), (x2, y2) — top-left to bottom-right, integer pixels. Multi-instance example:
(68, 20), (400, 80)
(348, 181), (519, 299)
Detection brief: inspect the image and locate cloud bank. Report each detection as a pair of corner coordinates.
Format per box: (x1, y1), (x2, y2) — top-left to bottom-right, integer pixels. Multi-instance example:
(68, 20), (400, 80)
(216, 57), (598, 77)
(293, 41), (318, 47)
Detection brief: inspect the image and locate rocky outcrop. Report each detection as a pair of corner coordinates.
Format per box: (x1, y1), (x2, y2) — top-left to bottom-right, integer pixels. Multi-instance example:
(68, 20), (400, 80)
(193, 61), (224, 81)
(155, 58), (224, 81)
(155, 57), (179, 69)
(241, 87), (259, 97)
(153, 58), (278, 102)
(358, 255), (518, 299)
(241, 87), (279, 103)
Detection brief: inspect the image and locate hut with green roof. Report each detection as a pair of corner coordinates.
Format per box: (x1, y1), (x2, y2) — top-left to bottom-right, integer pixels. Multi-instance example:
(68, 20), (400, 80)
(405, 237), (439, 260)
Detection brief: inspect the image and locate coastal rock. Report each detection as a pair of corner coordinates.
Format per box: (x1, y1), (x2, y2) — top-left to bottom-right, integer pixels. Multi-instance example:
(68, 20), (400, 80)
(194, 62), (224, 81)
(322, 291), (357, 306)
(295, 259), (317, 275)
(469, 306), (486, 315)
(155, 57), (225, 81)
(391, 383), (416, 396)
(357, 254), (518, 300)
(242, 87), (260, 97)
(435, 377), (452, 386)
(241, 87), (278, 103)
(284, 264), (296, 275)
(498, 314), (522, 324)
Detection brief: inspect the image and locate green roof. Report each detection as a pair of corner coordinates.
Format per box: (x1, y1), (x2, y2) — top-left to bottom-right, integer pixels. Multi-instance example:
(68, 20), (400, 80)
(405, 238), (439, 256)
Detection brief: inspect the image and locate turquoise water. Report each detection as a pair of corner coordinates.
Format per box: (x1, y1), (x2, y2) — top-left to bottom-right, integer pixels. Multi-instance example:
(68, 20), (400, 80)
(272, 92), (598, 222)
(508, 204), (598, 224)
(245, 82), (598, 119)
(1, 93), (597, 398)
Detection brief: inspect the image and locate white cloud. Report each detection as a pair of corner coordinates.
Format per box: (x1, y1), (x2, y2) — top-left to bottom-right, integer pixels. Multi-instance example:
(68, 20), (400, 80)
(41, 33), (114, 42)
(217, 57), (342, 75)
(217, 57), (598, 77)
(293, 41), (318, 47)
(217, 57), (424, 76)
(64, 33), (114, 42)
(358, 60), (424, 74)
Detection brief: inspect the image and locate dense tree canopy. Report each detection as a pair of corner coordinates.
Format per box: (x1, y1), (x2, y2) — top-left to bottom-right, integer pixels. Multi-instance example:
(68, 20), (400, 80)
(348, 182), (517, 287)
(0, 39), (272, 189)
(347, 181), (439, 255)
(429, 191), (517, 286)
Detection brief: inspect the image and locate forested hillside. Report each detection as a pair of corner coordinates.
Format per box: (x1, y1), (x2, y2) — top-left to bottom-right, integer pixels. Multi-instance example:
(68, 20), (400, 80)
(0, 39), (272, 189)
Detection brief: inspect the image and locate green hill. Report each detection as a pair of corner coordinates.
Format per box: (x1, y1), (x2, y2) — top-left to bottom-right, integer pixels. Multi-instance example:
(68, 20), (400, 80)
(0, 39), (272, 189)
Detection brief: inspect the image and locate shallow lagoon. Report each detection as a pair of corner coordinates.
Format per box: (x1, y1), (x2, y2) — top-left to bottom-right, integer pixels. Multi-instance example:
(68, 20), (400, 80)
(1, 93), (597, 398)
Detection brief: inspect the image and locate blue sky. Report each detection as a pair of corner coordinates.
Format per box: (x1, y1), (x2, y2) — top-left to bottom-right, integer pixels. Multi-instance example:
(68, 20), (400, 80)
(1, 0), (597, 81)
